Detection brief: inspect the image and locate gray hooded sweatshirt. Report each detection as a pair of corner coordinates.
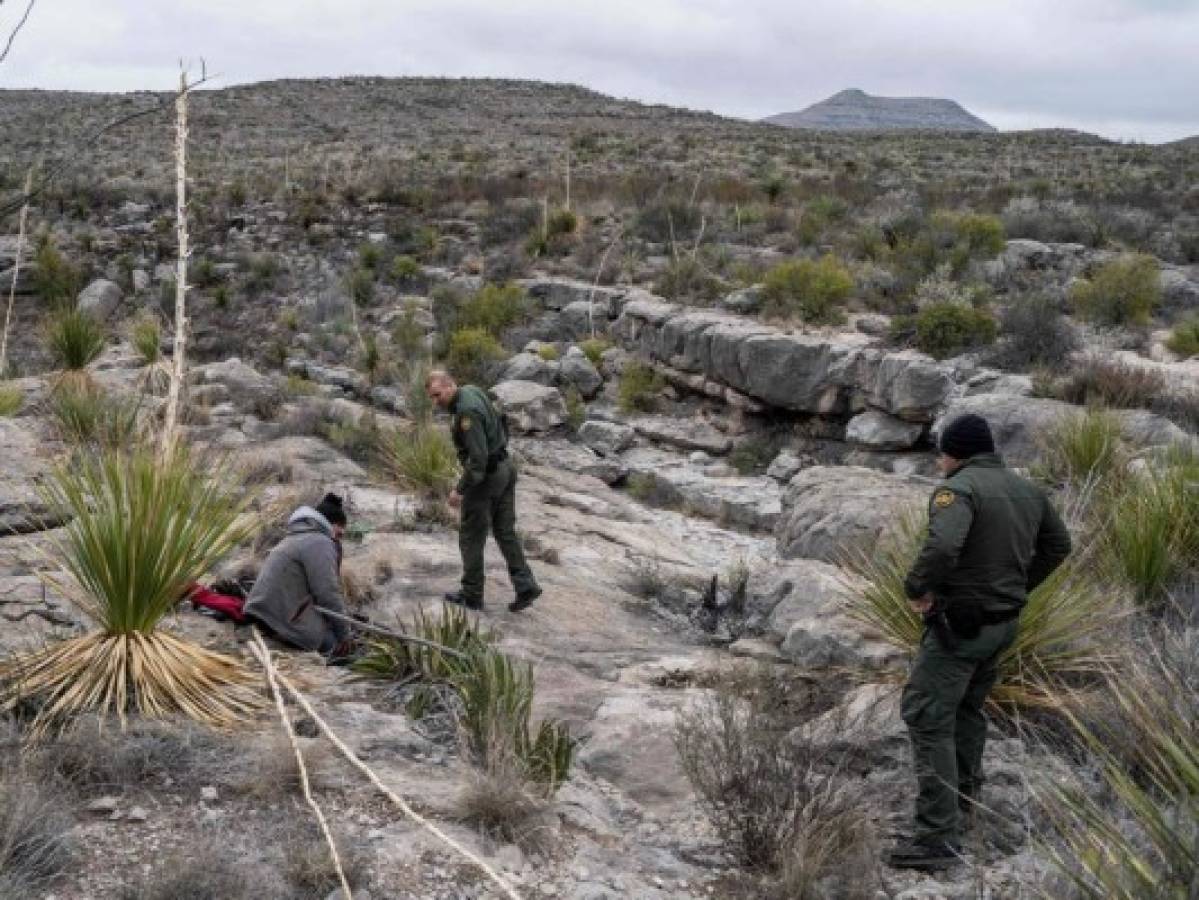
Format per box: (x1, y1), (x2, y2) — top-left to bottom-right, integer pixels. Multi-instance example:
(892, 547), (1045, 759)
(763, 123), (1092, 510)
(244, 506), (348, 652)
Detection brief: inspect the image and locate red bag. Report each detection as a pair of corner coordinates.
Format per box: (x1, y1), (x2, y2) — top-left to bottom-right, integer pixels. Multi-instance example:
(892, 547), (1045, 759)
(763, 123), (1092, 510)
(185, 583), (247, 623)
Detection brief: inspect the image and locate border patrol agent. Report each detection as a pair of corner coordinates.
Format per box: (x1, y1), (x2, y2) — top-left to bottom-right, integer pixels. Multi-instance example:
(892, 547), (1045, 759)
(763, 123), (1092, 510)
(889, 414), (1071, 870)
(426, 370), (542, 613)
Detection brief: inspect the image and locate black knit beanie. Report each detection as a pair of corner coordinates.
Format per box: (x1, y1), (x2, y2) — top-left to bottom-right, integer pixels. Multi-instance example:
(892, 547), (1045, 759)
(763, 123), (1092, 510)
(939, 414), (995, 460)
(315, 493), (347, 527)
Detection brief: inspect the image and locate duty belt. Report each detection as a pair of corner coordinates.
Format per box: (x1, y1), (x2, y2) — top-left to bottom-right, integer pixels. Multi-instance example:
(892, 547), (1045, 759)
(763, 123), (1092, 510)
(485, 448), (508, 474)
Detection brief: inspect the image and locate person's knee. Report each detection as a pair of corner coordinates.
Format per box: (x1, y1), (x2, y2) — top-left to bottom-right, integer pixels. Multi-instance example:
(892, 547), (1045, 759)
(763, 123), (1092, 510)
(902, 685), (955, 737)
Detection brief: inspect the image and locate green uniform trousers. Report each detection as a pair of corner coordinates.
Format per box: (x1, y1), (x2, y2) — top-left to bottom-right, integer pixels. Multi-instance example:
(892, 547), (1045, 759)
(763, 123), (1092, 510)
(900, 618), (1018, 843)
(458, 458), (538, 602)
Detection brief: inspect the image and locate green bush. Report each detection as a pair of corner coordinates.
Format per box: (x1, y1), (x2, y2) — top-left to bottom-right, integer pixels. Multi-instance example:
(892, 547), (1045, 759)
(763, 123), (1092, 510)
(760, 255), (853, 324)
(635, 199), (702, 244)
(32, 236), (81, 308)
(242, 253), (279, 296)
(536, 345), (559, 362)
(0, 383), (21, 417)
(45, 308), (106, 370)
(390, 254), (421, 284)
(993, 294), (1078, 371)
(953, 213), (1006, 257)
(391, 303), (428, 370)
(893, 301), (997, 359)
(129, 313), (161, 365)
(1051, 356), (1165, 411)
(579, 337), (611, 367)
(457, 283), (529, 336)
(346, 267), (375, 307)
(357, 242), (384, 271)
(445, 327), (507, 387)
(618, 362), (664, 413)
(1071, 254), (1160, 326)
(1166, 316), (1199, 358)
(48, 380), (143, 450)
(653, 256), (725, 304)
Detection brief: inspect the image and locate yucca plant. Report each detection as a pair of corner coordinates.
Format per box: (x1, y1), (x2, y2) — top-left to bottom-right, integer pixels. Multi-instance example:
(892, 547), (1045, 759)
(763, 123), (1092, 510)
(0, 382), (21, 417)
(0, 446), (260, 737)
(353, 603), (490, 683)
(377, 421), (459, 500)
(845, 510), (1125, 710)
(1034, 407), (1124, 487)
(47, 378), (143, 450)
(44, 308), (106, 371)
(1044, 630), (1199, 898)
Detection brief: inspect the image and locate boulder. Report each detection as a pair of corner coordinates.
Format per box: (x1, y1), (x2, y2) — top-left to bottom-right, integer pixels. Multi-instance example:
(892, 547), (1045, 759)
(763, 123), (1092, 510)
(497, 352), (557, 386)
(558, 347), (603, 399)
(937, 394), (1194, 467)
(285, 360), (368, 397)
(766, 449), (804, 483)
(776, 466), (930, 562)
(613, 300), (954, 421)
(490, 380), (567, 433)
(630, 415), (732, 455)
(845, 409), (925, 450)
(1159, 266), (1199, 322)
(77, 279), (123, 320)
(719, 286), (762, 315)
(577, 420), (635, 457)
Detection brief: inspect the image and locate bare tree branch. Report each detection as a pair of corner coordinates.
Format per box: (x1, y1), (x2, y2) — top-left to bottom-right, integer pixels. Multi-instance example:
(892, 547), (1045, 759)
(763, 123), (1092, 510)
(0, 0), (36, 67)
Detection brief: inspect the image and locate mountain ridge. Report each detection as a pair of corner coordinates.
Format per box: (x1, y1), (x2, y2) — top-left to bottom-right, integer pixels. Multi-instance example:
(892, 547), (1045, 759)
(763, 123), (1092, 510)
(765, 88), (996, 133)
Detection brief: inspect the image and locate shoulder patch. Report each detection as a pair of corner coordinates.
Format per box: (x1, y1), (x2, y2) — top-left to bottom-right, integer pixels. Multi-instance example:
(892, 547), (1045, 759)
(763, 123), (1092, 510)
(933, 489), (956, 509)
(460, 416), (472, 431)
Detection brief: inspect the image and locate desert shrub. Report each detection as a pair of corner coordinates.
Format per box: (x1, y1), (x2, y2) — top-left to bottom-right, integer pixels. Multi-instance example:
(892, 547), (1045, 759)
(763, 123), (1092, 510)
(1070, 254), (1160, 326)
(480, 200), (540, 248)
(635, 199), (702, 244)
(377, 422), (458, 500)
(390, 302), (428, 367)
(729, 429), (789, 476)
(0, 383), (21, 417)
(579, 337), (611, 367)
(1045, 627), (1199, 899)
(653, 256), (725, 304)
(48, 379), (143, 450)
(32, 235), (81, 308)
(444, 327), (507, 387)
(1103, 456), (1199, 604)
(845, 511), (1122, 710)
(992, 294), (1079, 371)
(536, 344), (559, 361)
(1035, 408), (1124, 487)
(242, 253), (279, 296)
(457, 282), (528, 336)
(455, 760), (555, 853)
(1166, 316), (1199, 358)
(119, 848), (272, 900)
(760, 255), (853, 324)
(526, 207), (578, 257)
(45, 308), (105, 370)
(622, 553), (666, 599)
(281, 826), (367, 898)
(346, 267), (374, 307)
(390, 254), (422, 284)
(129, 312), (161, 365)
(617, 361), (664, 413)
(563, 386), (585, 430)
(1051, 356), (1165, 410)
(892, 301), (997, 359)
(953, 212), (1006, 258)
(191, 257), (221, 289)
(0, 772), (73, 897)
(357, 241), (384, 271)
(674, 684), (876, 887)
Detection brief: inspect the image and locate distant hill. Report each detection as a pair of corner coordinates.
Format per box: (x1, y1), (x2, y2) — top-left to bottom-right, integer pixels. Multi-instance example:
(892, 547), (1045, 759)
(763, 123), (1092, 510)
(765, 88), (996, 133)
(1168, 135), (1199, 148)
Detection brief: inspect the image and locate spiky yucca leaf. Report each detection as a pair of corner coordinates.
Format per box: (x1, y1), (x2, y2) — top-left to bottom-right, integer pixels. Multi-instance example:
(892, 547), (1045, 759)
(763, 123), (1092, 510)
(377, 422), (459, 499)
(44, 308), (105, 371)
(0, 447), (260, 736)
(844, 509), (1125, 710)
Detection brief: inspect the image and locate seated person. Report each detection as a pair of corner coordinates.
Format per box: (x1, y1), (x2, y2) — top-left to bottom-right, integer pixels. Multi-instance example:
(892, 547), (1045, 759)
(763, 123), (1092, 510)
(244, 493), (354, 659)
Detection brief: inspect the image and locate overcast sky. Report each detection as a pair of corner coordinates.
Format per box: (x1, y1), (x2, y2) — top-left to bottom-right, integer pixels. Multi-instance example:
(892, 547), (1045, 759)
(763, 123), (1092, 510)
(2, 0), (1196, 143)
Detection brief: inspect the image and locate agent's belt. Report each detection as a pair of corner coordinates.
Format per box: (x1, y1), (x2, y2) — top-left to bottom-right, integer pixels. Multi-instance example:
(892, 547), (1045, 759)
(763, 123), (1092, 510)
(485, 448), (508, 473)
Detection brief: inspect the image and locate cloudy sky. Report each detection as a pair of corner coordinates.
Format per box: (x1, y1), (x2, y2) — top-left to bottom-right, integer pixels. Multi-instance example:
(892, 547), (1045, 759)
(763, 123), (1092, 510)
(2, 0), (1196, 142)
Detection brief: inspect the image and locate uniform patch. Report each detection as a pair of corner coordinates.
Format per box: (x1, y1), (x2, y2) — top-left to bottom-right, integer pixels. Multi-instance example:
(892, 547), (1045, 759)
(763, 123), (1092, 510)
(460, 416), (472, 431)
(933, 489), (956, 509)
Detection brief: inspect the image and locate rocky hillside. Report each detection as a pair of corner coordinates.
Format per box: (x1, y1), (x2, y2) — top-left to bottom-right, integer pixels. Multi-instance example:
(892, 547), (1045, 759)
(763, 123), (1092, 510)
(1, 77), (1198, 899)
(765, 88), (997, 132)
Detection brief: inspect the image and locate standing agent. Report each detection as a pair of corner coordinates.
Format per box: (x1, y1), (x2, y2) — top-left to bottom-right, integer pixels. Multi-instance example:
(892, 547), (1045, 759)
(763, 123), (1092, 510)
(889, 414), (1071, 870)
(425, 370), (542, 613)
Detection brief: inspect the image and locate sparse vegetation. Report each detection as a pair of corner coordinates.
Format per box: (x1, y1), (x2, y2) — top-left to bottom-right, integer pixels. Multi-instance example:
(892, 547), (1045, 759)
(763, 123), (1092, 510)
(891, 300), (997, 359)
(993, 293), (1079, 371)
(579, 337), (610, 367)
(1035, 408), (1124, 487)
(32, 235), (81, 308)
(618, 361), (664, 413)
(1166, 315), (1199, 358)
(45, 308), (106, 370)
(129, 312), (161, 364)
(444, 327), (507, 386)
(48, 379), (143, 450)
(0, 770), (73, 898)
(377, 421), (459, 501)
(0, 383), (21, 417)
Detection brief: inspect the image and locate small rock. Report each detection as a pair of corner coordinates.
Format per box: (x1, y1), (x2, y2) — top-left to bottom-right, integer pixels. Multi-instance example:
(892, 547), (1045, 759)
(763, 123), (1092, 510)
(77, 278), (123, 320)
(200, 785), (218, 802)
(126, 806), (148, 822)
(87, 796), (120, 814)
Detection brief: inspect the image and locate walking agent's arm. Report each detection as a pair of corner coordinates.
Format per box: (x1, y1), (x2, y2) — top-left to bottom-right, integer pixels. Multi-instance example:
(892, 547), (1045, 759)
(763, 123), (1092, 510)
(903, 488), (976, 601)
(455, 412), (490, 495)
(303, 537), (350, 641)
(1026, 495), (1072, 592)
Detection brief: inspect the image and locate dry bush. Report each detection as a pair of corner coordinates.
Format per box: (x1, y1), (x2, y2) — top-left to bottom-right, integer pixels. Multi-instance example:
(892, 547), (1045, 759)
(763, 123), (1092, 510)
(455, 756), (557, 854)
(0, 765), (73, 898)
(118, 846), (278, 900)
(226, 731), (342, 800)
(281, 825), (368, 899)
(674, 680), (878, 894)
(1051, 355), (1165, 410)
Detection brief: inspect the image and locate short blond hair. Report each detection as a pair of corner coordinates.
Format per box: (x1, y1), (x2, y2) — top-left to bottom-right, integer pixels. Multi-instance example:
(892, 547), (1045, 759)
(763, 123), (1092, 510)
(425, 369), (454, 388)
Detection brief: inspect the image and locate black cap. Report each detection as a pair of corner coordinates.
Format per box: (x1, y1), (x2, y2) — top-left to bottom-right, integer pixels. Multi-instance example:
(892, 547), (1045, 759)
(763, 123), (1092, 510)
(315, 492), (347, 527)
(939, 414), (995, 460)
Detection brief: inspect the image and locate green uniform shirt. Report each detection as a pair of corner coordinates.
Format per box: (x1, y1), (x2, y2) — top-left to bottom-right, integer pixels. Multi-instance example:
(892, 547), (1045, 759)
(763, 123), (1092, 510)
(449, 384), (507, 495)
(904, 453), (1072, 611)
